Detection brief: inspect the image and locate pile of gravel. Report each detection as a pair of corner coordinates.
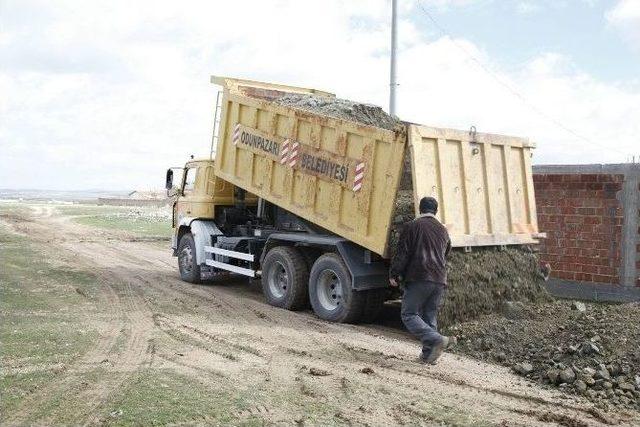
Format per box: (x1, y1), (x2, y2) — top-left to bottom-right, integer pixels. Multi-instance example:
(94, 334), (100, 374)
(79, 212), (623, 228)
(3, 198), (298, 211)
(448, 301), (640, 411)
(274, 94), (402, 131)
(441, 247), (551, 327)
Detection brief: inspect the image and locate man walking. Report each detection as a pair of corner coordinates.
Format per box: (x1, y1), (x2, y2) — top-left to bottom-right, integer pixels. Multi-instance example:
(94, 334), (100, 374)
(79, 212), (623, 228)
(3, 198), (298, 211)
(389, 196), (454, 364)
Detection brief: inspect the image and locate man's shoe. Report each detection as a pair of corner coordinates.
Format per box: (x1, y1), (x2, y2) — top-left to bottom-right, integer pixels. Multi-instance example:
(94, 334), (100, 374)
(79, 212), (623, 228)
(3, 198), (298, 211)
(417, 352), (431, 364)
(424, 336), (456, 365)
(444, 336), (457, 349)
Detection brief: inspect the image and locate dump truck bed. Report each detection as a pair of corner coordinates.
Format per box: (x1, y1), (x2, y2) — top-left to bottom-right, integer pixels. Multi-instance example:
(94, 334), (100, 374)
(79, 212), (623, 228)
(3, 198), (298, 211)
(212, 76), (539, 257)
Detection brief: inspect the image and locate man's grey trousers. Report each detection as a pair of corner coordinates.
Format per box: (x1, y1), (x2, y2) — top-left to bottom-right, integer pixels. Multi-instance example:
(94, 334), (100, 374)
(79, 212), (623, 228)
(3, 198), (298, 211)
(401, 280), (445, 356)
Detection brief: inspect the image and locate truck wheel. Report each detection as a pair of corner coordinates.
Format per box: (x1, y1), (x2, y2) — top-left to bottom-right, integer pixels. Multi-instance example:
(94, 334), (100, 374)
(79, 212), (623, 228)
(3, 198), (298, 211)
(360, 289), (386, 323)
(309, 253), (366, 323)
(261, 246), (309, 310)
(178, 233), (201, 284)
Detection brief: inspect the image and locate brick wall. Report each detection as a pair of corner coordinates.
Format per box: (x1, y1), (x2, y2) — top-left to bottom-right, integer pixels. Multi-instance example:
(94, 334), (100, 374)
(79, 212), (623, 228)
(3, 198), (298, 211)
(533, 173), (624, 285)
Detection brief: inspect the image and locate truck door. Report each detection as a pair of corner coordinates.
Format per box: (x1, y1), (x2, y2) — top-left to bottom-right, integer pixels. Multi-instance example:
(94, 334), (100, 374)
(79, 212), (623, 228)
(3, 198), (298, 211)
(176, 166), (198, 223)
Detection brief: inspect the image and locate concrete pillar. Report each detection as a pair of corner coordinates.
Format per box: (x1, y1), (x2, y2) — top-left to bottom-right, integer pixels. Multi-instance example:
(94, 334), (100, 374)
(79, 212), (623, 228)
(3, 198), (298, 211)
(620, 165), (639, 287)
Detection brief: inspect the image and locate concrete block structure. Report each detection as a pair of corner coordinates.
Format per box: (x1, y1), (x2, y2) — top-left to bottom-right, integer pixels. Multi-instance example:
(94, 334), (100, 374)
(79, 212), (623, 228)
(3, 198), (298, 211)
(533, 164), (639, 300)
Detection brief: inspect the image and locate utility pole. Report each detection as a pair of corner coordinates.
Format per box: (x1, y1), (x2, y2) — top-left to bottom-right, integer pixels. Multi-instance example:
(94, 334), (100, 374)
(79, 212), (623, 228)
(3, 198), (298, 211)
(389, 0), (398, 116)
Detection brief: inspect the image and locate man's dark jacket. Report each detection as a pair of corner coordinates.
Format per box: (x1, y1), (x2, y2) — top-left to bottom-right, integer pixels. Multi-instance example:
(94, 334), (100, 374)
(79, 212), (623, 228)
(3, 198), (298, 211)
(389, 214), (451, 285)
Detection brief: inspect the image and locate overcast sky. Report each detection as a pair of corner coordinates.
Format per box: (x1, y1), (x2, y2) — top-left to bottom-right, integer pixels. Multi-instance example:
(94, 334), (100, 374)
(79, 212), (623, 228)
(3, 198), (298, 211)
(1, 0), (639, 191)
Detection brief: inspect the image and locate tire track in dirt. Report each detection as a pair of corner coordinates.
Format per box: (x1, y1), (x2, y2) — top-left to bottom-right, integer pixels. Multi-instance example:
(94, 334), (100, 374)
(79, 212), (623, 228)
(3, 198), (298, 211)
(2, 209), (156, 426)
(1, 211), (130, 425)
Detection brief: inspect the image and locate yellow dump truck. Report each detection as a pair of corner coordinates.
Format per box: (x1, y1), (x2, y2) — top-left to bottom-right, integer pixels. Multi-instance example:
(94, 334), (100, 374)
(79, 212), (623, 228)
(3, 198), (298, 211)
(166, 76), (540, 323)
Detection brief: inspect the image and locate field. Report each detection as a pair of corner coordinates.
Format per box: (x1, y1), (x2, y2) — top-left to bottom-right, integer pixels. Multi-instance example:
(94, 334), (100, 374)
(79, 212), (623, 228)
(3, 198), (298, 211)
(1, 201), (638, 426)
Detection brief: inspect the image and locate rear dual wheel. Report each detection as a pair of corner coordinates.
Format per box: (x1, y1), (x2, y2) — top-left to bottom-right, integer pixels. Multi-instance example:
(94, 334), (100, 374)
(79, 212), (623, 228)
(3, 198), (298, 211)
(309, 253), (385, 324)
(260, 247), (385, 324)
(261, 246), (309, 310)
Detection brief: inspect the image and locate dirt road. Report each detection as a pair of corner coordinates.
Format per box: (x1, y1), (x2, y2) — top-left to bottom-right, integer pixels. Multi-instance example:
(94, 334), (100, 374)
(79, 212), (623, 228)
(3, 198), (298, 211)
(2, 204), (638, 426)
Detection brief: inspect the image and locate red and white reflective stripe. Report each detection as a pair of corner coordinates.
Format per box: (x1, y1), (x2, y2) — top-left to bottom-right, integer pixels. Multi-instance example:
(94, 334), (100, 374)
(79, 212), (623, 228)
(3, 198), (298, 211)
(232, 123), (241, 145)
(353, 161), (365, 192)
(288, 141), (300, 167)
(280, 139), (290, 164)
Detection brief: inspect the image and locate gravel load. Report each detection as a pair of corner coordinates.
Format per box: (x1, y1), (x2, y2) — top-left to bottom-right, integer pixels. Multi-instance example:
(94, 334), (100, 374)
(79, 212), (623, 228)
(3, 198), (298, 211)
(448, 301), (640, 411)
(274, 94), (402, 131)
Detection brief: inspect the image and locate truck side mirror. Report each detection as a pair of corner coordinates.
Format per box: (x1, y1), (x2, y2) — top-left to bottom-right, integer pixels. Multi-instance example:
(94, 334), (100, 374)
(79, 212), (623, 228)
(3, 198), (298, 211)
(165, 169), (174, 190)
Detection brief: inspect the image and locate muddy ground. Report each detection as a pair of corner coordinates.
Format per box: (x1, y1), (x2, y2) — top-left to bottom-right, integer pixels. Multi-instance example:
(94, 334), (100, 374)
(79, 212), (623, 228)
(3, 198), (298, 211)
(1, 203), (639, 426)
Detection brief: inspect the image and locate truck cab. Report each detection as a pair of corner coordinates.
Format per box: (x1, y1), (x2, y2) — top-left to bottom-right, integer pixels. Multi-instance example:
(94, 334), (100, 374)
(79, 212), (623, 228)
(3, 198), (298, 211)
(166, 159), (258, 279)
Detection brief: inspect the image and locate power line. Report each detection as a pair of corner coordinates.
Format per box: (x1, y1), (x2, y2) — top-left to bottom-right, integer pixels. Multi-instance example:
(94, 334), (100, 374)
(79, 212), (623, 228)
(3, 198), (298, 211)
(415, 1), (629, 158)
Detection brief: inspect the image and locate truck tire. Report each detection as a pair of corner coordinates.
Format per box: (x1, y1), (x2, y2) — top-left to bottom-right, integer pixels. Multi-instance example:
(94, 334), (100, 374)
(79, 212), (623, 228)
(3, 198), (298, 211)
(261, 246), (309, 310)
(360, 289), (386, 323)
(178, 233), (201, 284)
(309, 253), (366, 323)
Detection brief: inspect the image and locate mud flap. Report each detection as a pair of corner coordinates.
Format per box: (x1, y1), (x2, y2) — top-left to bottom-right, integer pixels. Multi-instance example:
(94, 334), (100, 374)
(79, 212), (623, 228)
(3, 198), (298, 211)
(188, 220), (223, 266)
(335, 240), (389, 291)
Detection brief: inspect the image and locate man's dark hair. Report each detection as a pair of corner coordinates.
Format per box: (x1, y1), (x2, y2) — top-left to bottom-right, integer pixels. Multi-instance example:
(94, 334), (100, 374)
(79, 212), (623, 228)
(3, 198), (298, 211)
(419, 196), (438, 214)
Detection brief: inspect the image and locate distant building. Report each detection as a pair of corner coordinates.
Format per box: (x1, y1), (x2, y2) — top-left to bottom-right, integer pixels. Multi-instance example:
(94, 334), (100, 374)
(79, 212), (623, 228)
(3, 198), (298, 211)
(98, 189), (169, 207)
(127, 190), (165, 200)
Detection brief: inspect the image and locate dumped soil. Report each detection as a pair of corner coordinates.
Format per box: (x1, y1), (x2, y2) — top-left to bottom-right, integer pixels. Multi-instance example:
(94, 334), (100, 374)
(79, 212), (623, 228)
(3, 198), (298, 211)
(449, 301), (640, 412)
(441, 247), (551, 327)
(274, 94), (402, 131)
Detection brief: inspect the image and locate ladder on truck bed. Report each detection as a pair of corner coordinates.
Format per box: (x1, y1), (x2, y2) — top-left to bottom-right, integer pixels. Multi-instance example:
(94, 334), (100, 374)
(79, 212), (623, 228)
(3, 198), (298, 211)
(209, 90), (223, 159)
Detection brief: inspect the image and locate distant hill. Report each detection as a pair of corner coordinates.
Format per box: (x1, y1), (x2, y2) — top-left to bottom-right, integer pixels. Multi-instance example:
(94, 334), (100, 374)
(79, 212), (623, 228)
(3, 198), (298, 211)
(0, 189), (130, 202)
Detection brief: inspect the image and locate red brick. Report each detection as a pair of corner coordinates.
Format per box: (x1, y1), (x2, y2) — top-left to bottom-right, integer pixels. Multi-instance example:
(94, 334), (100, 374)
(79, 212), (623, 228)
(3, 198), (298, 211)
(580, 264), (599, 274)
(597, 174), (623, 183)
(583, 199), (604, 208)
(566, 182), (584, 190)
(603, 183), (622, 192)
(586, 182), (604, 191)
(563, 247), (579, 256)
(584, 216), (602, 225)
(565, 215), (583, 223)
(580, 174), (599, 182)
(598, 266), (616, 276)
(576, 207), (595, 215)
(535, 182), (551, 190)
(593, 274), (612, 283)
(579, 248), (595, 257)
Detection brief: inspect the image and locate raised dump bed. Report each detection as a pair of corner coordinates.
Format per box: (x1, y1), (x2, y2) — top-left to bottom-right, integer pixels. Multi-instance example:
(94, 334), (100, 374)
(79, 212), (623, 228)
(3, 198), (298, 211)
(212, 76), (540, 258)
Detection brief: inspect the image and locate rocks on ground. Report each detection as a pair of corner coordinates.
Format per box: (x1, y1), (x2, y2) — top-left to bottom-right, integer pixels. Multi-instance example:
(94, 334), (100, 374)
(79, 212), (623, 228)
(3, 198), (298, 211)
(448, 301), (640, 411)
